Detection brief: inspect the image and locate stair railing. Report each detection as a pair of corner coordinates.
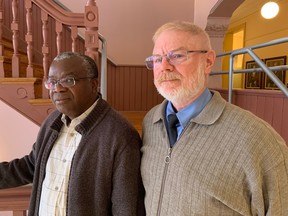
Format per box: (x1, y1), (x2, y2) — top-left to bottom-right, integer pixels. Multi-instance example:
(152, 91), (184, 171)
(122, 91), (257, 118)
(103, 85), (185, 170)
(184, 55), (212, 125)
(211, 37), (288, 102)
(0, 0), (100, 99)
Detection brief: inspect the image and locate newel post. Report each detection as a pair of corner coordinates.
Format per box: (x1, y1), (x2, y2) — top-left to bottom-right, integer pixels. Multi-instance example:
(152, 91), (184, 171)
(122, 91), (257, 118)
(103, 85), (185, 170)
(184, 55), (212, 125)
(84, 0), (99, 64)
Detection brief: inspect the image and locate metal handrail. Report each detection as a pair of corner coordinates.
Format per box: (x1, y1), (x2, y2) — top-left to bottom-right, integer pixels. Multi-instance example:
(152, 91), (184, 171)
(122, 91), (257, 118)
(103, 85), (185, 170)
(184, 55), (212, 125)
(211, 37), (288, 103)
(99, 33), (107, 100)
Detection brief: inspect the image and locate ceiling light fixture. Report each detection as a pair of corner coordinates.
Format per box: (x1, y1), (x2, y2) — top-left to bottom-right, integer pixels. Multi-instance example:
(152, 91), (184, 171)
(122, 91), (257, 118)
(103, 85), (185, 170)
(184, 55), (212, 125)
(261, 1), (279, 19)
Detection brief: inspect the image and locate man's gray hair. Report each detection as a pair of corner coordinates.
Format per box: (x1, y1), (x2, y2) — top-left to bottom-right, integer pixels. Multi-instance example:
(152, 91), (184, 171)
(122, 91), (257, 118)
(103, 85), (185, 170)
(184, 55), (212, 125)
(53, 52), (98, 78)
(153, 21), (212, 50)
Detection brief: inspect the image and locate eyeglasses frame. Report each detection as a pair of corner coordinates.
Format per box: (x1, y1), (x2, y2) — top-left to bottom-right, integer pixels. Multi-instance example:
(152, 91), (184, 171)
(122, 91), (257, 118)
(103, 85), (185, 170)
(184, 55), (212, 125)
(144, 49), (208, 70)
(44, 76), (96, 90)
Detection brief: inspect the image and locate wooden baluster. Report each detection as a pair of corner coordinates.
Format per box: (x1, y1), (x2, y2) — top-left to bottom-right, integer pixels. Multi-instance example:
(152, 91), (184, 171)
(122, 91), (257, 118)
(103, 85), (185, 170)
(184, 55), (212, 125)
(25, 0), (33, 78)
(56, 21), (62, 55)
(0, 0), (4, 77)
(71, 26), (78, 52)
(11, 0), (20, 77)
(41, 10), (49, 98)
(84, 0), (99, 63)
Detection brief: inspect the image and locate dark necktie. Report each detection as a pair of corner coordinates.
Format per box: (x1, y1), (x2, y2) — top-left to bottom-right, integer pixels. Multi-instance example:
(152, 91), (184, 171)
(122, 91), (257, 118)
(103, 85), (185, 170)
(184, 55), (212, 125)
(167, 114), (179, 146)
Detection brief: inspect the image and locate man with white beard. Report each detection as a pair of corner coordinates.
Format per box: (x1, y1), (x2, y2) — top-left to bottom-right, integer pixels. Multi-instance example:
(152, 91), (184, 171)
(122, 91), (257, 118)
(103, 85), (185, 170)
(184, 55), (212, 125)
(141, 21), (288, 216)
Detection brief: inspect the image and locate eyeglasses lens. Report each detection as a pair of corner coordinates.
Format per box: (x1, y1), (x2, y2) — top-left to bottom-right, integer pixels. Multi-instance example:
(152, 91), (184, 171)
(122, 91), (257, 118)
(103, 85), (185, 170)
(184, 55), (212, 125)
(145, 50), (188, 70)
(44, 78), (76, 90)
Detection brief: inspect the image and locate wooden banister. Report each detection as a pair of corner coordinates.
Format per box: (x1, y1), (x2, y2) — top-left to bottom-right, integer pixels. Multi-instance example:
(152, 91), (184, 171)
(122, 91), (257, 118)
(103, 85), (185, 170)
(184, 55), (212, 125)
(0, 0), (99, 99)
(0, 185), (32, 216)
(32, 0), (85, 26)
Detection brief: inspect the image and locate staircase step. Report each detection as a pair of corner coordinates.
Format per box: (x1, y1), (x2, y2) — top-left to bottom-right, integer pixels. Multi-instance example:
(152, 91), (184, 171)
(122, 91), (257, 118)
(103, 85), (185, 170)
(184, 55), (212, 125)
(0, 77), (40, 84)
(28, 99), (53, 105)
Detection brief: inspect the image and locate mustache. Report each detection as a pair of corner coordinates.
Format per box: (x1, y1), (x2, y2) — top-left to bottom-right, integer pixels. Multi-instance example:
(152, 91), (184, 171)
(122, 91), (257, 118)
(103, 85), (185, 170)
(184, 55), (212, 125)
(156, 72), (181, 82)
(52, 94), (70, 101)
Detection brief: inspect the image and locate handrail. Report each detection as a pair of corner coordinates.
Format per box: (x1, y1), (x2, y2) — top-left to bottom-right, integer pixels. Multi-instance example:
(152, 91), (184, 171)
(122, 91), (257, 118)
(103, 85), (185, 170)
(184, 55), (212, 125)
(99, 33), (107, 99)
(211, 37), (288, 102)
(211, 65), (288, 75)
(33, 0), (85, 26)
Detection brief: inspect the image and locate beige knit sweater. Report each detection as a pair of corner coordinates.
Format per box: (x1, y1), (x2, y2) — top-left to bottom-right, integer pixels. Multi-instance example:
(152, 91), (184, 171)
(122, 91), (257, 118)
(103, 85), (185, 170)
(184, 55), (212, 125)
(141, 91), (288, 216)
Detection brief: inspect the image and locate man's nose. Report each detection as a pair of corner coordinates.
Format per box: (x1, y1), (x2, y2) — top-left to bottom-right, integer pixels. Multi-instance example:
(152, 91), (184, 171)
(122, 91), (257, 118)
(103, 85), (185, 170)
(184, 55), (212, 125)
(160, 56), (174, 71)
(53, 82), (66, 91)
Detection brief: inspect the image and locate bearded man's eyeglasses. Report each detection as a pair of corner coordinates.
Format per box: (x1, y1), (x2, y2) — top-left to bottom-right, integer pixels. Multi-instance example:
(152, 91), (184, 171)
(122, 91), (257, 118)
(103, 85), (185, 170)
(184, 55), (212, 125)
(144, 49), (208, 70)
(44, 76), (95, 90)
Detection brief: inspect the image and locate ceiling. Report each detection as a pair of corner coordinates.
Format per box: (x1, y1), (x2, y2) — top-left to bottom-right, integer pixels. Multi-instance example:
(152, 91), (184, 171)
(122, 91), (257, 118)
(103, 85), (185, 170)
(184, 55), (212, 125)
(56, 0), (254, 65)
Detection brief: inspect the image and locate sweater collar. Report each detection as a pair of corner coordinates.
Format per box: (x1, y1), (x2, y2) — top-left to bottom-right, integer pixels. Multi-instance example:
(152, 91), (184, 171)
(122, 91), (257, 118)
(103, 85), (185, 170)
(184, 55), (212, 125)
(50, 93), (111, 135)
(75, 93), (110, 135)
(152, 90), (226, 126)
(61, 97), (99, 127)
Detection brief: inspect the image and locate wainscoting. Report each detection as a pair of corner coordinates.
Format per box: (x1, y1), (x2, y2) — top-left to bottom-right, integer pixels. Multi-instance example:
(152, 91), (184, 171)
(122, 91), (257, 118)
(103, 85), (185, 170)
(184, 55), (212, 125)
(215, 88), (288, 144)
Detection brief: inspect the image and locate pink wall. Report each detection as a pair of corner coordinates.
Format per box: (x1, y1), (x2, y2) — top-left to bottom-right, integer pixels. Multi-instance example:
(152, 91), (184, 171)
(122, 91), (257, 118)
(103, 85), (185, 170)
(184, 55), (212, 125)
(0, 100), (39, 161)
(0, 100), (38, 215)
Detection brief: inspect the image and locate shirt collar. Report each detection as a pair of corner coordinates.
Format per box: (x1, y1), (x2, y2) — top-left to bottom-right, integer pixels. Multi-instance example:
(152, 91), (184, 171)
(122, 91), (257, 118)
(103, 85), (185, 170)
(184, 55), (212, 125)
(166, 88), (212, 129)
(61, 98), (99, 127)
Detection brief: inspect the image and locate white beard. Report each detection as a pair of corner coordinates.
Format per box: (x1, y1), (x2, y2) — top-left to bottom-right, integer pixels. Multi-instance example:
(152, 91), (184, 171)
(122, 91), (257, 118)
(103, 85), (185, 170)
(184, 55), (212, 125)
(155, 62), (206, 105)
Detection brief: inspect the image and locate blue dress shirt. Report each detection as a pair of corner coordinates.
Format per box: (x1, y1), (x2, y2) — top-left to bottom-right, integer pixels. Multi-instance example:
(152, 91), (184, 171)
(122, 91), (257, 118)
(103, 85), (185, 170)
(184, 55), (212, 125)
(165, 88), (212, 140)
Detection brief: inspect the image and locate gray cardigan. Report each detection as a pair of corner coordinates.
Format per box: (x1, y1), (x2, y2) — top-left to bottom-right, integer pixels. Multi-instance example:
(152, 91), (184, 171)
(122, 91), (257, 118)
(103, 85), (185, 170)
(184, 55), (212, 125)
(0, 95), (145, 216)
(141, 91), (288, 216)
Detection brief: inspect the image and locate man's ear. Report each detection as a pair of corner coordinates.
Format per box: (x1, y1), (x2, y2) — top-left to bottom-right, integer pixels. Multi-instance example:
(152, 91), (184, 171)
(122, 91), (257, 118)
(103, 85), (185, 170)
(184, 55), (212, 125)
(205, 50), (216, 74)
(91, 78), (99, 93)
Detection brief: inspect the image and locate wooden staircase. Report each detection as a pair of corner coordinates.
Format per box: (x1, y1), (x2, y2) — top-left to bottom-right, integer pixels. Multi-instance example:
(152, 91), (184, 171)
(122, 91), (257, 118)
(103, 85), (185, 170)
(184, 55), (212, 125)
(0, 0), (99, 125)
(0, 36), (54, 124)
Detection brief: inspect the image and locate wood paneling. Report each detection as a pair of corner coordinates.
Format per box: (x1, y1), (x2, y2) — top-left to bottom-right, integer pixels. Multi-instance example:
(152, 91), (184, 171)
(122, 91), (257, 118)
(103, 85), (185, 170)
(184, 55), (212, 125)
(106, 62), (164, 111)
(105, 64), (287, 144)
(216, 88), (288, 144)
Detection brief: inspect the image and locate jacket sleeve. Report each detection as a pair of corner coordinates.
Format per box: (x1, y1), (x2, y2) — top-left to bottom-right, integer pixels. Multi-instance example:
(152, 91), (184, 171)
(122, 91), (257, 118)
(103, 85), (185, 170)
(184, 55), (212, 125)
(0, 144), (36, 188)
(111, 134), (145, 216)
